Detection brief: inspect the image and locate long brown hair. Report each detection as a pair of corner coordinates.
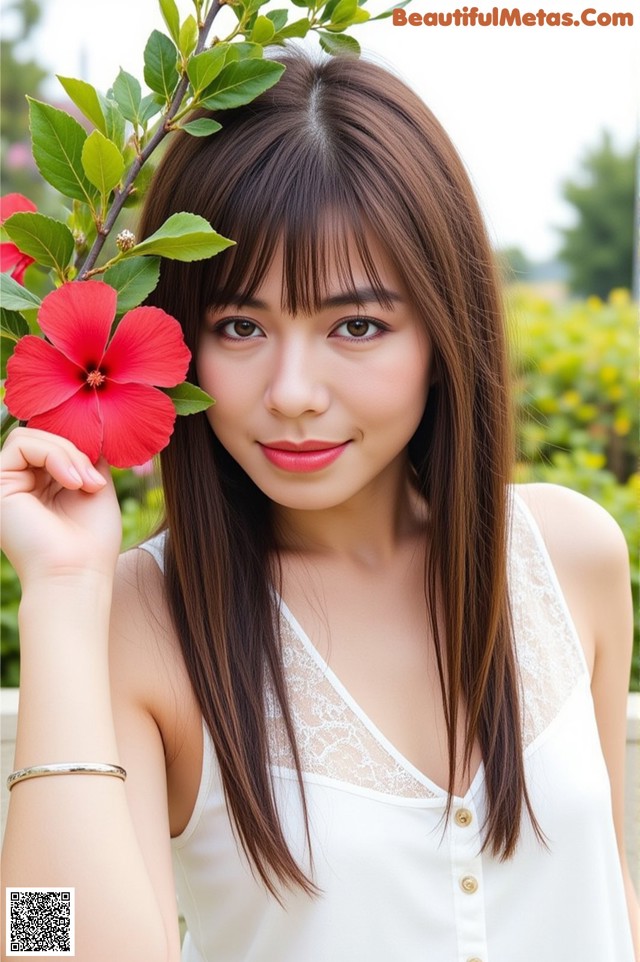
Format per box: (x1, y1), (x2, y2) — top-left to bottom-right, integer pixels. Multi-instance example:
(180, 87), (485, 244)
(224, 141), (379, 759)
(140, 49), (541, 899)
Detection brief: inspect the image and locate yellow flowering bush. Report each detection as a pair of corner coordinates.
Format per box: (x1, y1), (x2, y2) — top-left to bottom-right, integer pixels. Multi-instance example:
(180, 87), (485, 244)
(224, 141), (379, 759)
(510, 289), (638, 689)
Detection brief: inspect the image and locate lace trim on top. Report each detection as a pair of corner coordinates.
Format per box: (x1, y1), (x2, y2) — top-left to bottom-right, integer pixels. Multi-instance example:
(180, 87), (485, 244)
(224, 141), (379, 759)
(266, 615), (435, 798)
(266, 492), (588, 798)
(508, 495), (588, 749)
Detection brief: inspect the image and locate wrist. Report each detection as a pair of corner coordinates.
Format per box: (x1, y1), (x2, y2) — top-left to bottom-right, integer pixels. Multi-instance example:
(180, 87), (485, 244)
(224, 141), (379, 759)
(19, 565), (115, 596)
(19, 571), (114, 623)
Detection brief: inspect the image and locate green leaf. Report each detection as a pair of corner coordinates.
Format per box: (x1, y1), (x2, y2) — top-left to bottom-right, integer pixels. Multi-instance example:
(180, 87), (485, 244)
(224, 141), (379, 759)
(0, 307), (30, 341)
(273, 17), (310, 39)
(0, 415), (19, 447)
(163, 382), (215, 415)
(324, 8), (368, 29)
(1, 336), (16, 380)
(70, 199), (97, 247)
(57, 76), (106, 134)
(180, 118), (223, 137)
(318, 30), (360, 54)
(113, 69), (143, 124)
(266, 9), (289, 30)
(3, 212), (75, 273)
(242, 0), (264, 17)
(139, 93), (163, 124)
(329, 0), (357, 21)
(225, 42), (263, 61)
(250, 15), (275, 43)
(321, 0), (342, 18)
(1, 306), (31, 378)
(179, 15), (198, 58)
(81, 130), (125, 195)
(159, 0), (181, 44)
(200, 60), (285, 112)
(28, 98), (97, 204)
(104, 256), (161, 313)
(187, 46), (228, 93)
(126, 212), (235, 261)
(99, 95), (126, 151)
(143, 30), (179, 100)
(0, 273), (42, 311)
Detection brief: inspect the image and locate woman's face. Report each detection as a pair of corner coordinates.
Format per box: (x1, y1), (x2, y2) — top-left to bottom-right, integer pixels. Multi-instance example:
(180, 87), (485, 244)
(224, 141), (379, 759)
(197, 234), (433, 513)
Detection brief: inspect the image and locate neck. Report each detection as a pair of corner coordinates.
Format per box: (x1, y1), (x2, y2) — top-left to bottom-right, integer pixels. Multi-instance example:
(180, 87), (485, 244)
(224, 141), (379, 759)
(272, 459), (427, 567)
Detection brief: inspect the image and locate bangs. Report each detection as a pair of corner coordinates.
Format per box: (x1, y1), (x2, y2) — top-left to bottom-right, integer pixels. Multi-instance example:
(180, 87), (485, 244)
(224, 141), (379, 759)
(199, 141), (395, 316)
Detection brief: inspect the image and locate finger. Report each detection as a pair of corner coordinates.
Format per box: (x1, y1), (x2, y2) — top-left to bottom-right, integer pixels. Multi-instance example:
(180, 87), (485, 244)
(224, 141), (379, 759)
(1, 430), (107, 492)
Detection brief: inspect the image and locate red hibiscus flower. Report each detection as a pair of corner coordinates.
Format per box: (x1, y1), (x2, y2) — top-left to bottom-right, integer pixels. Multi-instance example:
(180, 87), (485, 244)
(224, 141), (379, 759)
(1, 193), (37, 284)
(4, 280), (191, 468)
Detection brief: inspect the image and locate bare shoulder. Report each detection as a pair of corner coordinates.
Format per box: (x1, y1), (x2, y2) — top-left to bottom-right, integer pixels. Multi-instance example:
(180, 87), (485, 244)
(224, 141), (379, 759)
(515, 481), (629, 571)
(514, 482), (632, 672)
(109, 545), (196, 763)
(110, 545), (174, 686)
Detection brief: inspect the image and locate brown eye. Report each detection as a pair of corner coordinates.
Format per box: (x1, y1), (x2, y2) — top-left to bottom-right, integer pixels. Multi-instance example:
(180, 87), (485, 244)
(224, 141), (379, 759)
(217, 318), (264, 339)
(232, 320), (259, 337)
(346, 319), (370, 337)
(333, 318), (383, 340)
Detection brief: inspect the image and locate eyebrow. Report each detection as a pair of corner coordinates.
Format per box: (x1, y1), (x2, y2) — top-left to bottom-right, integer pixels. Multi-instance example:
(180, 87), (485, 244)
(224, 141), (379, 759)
(208, 286), (404, 311)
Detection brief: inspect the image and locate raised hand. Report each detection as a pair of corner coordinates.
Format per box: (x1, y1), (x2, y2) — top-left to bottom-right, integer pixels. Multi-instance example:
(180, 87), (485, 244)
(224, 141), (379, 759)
(1, 427), (122, 586)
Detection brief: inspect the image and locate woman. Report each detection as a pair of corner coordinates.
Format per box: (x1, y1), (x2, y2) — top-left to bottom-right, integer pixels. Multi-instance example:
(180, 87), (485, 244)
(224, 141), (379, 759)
(1, 50), (637, 962)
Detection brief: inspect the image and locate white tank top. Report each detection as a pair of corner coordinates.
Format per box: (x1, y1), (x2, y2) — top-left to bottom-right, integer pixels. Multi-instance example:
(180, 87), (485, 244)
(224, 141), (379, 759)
(139, 488), (634, 962)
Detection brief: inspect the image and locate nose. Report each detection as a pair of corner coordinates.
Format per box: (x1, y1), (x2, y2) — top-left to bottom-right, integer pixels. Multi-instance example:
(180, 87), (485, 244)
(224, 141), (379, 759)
(263, 334), (330, 419)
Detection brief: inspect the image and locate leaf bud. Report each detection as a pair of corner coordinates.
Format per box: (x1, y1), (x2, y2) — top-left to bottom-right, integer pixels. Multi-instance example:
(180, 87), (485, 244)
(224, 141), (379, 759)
(116, 229), (136, 252)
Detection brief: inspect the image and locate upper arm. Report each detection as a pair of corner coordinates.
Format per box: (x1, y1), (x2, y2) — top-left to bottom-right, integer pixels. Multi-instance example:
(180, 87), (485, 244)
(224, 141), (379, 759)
(517, 483), (634, 863)
(108, 550), (183, 961)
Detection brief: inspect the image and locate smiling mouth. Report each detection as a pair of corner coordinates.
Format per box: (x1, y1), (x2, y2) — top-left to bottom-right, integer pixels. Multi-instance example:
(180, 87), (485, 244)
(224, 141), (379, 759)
(258, 441), (350, 473)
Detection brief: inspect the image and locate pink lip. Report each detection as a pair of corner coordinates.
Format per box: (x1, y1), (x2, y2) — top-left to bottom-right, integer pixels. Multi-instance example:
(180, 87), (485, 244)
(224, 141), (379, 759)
(259, 441), (350, 473)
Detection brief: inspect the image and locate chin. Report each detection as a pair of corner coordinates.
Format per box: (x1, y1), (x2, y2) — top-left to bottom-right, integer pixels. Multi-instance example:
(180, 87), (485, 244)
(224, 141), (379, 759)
(261, 488), (354, 513)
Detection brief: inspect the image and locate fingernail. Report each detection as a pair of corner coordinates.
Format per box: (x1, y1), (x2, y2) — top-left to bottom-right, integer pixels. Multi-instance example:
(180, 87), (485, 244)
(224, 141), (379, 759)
(88, 466), (106, 485)
(68, 466), (83, 484)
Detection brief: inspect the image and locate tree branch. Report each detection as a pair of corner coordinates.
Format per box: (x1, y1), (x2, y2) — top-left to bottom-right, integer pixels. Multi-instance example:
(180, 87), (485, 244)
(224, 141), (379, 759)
(78, 0), (223, 279)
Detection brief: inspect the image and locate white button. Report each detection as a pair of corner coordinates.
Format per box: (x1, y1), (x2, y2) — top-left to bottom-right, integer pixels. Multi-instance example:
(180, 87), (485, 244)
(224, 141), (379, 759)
(460, 875), (479, 894)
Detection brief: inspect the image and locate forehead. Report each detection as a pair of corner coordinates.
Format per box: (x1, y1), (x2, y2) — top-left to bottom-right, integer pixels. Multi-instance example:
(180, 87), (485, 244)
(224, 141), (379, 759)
(207, 225), (406, 314)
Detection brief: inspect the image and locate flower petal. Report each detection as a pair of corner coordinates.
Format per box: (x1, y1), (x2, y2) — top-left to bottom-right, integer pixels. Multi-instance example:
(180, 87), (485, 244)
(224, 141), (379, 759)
(28, 390), (103, 464)
(10, 252), (35, 285)
(98, 382), (178, 468)
(102, 306), (191, 386)
(0, 243), (21, 271)
(0, 193), (37, 222)
(37, 281), (117, 369)
(0, 242), (33, 277)
(4, 336), (86, 419)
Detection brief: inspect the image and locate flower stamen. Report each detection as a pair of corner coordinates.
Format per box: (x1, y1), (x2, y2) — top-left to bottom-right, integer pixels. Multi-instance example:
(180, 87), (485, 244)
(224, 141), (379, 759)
(86, 369), (106, 388)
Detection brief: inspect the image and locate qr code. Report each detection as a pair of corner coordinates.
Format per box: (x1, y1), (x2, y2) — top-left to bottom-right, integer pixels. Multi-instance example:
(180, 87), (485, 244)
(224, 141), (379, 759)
(6, 888), (75, 956)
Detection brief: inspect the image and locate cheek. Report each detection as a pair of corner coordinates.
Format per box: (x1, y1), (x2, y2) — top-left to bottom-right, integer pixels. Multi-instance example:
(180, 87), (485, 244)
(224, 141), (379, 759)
(196, 346), (257, 406)
(366, 338), (432, 424)
(196, 348), (221, 396)
(196, 351), (250, 440)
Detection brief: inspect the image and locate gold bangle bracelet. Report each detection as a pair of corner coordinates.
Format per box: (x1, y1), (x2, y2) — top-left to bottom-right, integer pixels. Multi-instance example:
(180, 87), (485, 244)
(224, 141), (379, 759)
(7, 762), (127, 791)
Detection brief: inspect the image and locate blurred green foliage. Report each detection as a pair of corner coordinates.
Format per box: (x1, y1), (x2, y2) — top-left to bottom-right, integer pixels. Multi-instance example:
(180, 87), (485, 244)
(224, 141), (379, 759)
(510, 287), (638, 690)
(1, 290), (638, 690)
(1, 0), (50, 205)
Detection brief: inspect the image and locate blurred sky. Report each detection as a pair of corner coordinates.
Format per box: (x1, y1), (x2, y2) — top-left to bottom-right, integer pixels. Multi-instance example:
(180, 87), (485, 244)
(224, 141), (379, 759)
(6, 0), (639, 260)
